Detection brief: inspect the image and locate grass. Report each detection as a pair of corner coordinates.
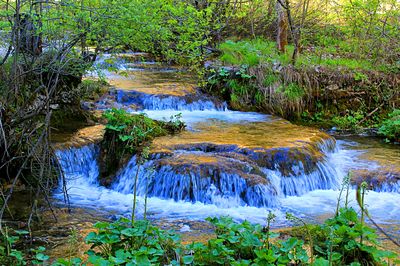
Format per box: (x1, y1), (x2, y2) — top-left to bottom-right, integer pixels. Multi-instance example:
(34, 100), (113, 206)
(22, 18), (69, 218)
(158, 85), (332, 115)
(218, 38), (392, 72)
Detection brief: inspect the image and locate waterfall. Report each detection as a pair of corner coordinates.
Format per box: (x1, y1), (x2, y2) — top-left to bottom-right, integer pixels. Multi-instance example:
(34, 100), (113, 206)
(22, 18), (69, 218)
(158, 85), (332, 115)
(54, 144), (101, 203)
(55, 144), (100, 184)
(111, 155), (278, 208)
(54, 54), (400, 226)
(116, 90), (227, 111)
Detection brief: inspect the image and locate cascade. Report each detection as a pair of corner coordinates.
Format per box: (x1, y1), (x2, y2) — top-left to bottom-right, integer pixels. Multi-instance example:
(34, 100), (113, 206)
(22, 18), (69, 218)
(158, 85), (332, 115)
(53, 54), (400, 226)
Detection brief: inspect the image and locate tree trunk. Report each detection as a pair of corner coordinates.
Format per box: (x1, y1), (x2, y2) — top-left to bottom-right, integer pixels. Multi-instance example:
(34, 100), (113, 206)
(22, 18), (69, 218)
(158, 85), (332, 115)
(276, 1), (288, 53)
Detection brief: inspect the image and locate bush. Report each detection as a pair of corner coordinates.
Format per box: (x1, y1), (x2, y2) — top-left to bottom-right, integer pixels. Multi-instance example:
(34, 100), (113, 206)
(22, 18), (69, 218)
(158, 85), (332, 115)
(378, 109), (400, 142)
(331, 111), (365, 130)
(102, 108), (185, 154)
(100, 108), (185, 179)
(84, 218), (182, 265)
(219, 39), (281, 66)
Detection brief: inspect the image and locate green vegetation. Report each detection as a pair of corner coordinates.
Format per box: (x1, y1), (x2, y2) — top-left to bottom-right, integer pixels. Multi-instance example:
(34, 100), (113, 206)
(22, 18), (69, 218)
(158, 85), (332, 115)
(2, 208), (398, 265)
(210, 37), (399, 129)
(3, 177), (397, 265)
(102, 108), (184, 154)
(0, 228), (49, 265)
(103, 109), (168, 154)
(218, 39), (395, 72)
(379, 109), (400, 143)
(1, 0), (399, 264)
(100, 109), (185, 181)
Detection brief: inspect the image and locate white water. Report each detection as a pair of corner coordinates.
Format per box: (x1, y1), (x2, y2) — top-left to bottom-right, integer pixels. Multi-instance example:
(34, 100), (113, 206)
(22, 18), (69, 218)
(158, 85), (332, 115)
(54, 141), (400, 226)
(54, 54), (400, 228)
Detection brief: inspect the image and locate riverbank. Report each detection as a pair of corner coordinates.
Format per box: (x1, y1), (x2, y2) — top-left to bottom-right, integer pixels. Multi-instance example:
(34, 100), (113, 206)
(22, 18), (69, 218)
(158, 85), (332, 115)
(204, 39), (400, 140)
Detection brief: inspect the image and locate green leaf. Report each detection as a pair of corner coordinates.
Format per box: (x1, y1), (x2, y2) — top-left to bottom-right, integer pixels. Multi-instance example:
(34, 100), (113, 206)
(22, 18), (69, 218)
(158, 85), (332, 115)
(14, 230), (30, 235)
(94, 221), (110, 229)
(10, 250), (24, 261)
(183, 255), (194, 264)
(312, 258), (330, 266)
(121, 228), (136, 237)
(135, 255), (151, 266)
(36, 253), (50, 261)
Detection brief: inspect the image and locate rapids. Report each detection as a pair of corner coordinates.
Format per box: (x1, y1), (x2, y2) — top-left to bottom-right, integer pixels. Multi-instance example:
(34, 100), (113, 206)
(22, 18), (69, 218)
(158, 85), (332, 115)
(54, 53), (400, 229)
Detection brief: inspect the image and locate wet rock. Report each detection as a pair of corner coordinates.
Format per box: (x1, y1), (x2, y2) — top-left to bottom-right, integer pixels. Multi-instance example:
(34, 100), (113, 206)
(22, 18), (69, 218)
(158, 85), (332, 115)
(53, 125), (105, 150)
(351, 169), (400, 192)
(339, 136), (400, 193)
(151, 119), (335, 177)
(106, 118), (339, 208)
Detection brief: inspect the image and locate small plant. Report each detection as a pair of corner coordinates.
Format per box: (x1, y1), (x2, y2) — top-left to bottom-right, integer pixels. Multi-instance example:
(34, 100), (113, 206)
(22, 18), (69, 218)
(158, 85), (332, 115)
(103, 108), (167, 154)
(283, 83), (305, 100)
(0, 228), (49, 266)
(378, 109), (400, 143)
(235, 65), (254, 80)
(101, 108), (185, 178)
(85, 218), (182, 265)
(331, 111), (365, 129)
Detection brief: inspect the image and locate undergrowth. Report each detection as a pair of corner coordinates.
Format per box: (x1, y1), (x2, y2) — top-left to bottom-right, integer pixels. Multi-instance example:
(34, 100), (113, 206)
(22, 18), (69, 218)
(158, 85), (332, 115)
(210, 39), (399, 130)
(378, 109), (400, 143)
(218, 39), (396, 73)
(100, 108), (185, 180)
(2, 208), (398, 265)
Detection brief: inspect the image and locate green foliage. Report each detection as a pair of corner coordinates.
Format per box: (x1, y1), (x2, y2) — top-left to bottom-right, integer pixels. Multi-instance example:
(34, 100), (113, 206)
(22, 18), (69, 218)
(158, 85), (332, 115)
(312, 207), (398, 265)
(331, 111), (365, 130)
(378, 109), (400, 142)
(283, 83), (305, 100)
(219, 39), (280, 66)
(218, 37), (398, 72)
(263, 74), (280, 87)
(80, 211), (397, 265)
(0, 228), (49, 266)
(103, 108), (167, 153)
(85, 218), (181, 265)
(78, 80), (110, 101)
(0, 228), (27, 265)
(103, 108), (184, 153)
(3, 209), (398, 265)
(101, 108), (185, 177)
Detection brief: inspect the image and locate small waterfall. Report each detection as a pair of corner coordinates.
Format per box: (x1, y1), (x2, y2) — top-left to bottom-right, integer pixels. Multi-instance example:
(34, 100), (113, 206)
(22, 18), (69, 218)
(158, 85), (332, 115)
(374, 180), (400, 193)
(108, 137), (340, 208)
(54, 145), (101, 202)
(53, 130), (400, 225)
(55, 144), (100, 183)
(116, 90), (227, 111)
(265, 161), (340, 197)
(111, 154), (278, 208)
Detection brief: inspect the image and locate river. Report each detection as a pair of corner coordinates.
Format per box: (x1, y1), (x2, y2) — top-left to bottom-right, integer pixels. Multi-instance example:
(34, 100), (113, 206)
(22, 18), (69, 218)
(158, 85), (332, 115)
(53, 53), (400, 237)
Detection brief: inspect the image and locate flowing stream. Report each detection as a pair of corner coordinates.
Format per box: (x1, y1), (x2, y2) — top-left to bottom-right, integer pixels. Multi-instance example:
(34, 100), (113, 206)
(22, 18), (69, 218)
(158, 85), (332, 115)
(54, 54), (400, 232)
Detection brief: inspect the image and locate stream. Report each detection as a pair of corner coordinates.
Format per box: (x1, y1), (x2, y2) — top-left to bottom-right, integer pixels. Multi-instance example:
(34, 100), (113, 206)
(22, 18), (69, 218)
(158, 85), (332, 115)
(53, 53), (400, 236)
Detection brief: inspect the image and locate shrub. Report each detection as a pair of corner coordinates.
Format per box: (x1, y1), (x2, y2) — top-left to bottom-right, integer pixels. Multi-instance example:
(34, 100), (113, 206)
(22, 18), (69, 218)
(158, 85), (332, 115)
(100, 108), (185, 178)
(378, 109), (400, 142)
(331, 111), (365, 129)
(85, 218), (182, 265)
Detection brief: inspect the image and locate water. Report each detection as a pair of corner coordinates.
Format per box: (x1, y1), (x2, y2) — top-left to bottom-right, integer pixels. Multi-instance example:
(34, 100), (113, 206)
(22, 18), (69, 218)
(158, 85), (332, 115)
(54, 54), (400, 229)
